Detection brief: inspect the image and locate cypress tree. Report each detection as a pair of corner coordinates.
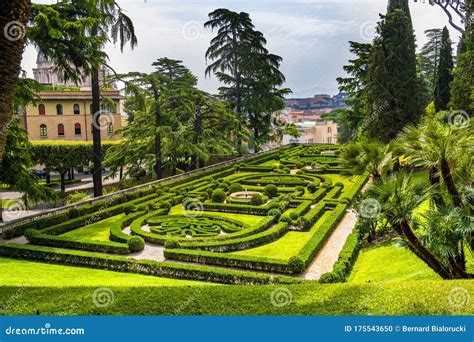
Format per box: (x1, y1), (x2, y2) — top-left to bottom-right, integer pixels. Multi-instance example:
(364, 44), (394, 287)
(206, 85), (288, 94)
(364, 8), (424, 142)
(434, 27), (453, 112)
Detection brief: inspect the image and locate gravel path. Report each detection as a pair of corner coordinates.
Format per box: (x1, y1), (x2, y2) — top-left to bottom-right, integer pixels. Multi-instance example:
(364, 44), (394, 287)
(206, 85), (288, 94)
(302, 209), (357, 280)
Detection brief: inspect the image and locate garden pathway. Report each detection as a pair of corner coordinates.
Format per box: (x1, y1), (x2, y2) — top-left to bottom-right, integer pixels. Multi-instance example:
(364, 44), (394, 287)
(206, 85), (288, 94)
(302, 209), (357, 280)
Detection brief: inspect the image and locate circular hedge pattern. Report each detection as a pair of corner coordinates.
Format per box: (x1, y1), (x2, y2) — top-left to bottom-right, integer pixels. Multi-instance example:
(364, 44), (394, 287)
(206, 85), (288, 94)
(147, 215), (244, 238)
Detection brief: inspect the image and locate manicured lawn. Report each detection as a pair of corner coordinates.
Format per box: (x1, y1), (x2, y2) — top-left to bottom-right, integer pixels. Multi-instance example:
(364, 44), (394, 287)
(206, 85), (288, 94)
(169, 204), (264, 227)
(0, 279), (472, 315)
(348, 239), (440, 283)
(259, 160), (280, 167)
(231, 211), (332, 260)
(323, 174), (361, 191)
(60, 214), (125, 242)
(0, 257), (213, 287)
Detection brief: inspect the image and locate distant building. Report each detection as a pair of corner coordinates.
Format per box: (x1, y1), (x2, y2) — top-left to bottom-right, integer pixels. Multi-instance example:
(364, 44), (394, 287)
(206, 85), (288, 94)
(285, 93), (348, 110)
(18, 53), (123, 142)
(282, 120), (338, 145)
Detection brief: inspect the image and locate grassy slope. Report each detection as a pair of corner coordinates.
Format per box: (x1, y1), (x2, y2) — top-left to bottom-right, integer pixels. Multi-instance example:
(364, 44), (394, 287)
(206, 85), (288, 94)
(348, 239), (440, 283)
(60, 214), (125, 241)
(0, 280), (472, 315)
(231, 211), (332, 260)
(0, 257), (213, 287)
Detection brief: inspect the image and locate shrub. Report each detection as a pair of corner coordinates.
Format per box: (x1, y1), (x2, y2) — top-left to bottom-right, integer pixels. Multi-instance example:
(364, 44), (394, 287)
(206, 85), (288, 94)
(288, 256), (305, 273)
(206, 188), (214, 197)
(296, 186), (305, 195)
(128, 236), (145, 252)
(289, 211), (299, 221)
(211, 189), (226, 203)
(296, 162), (304, 168)
(200, 192), (209, 201)
(123, 204), (136, 215)
(335, 182), (344, 187)
(250, 193), (264, 206)
(268, 208), (282, 219)
(165, 239), (181, 249)
(263, 184), (278, 198)
(67, 192), (90, 205)
(68, 207), (80, 219)
(307, 182), (318, 193)
(228, 183), (243, 193)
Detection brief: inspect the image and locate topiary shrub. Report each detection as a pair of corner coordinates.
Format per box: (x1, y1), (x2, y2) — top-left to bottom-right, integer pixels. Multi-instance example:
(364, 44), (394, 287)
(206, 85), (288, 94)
(263, 184), (278, 198)
(200, 191), (209, 201)
(164, 238), (181, 249)
(68, 207), (80, 219)
(123, 204), (137, 215)
(268, 208), (282, 219)
(288, 256), (305, 274)
(228, 183), (244, 193)
(289, 211), (299, 221)
(296, 162), (304, 169)
(128, 236), (145, 252)
(250, 193), (264, 206)
(211, 189), (226, 203)
(335, 182), (344, 187)
(206, 188), (214, 197)
(307, 182), (318, 193)
(296, 186), (305, 196)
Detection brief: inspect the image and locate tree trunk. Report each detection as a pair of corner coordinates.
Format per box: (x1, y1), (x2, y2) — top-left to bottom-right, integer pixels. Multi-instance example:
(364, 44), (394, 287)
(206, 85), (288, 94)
(46, 170), (50, 185)
(440, 158), (462, 207)
(91, 26), (103, 197)
(71, 167), (74, 180)
(0, 1), (30, 162)
(119, 166), (123, 180)
(428, 166), (445, 208)
(395, 219), (453, 279)
(190, 104), (202, 170)
(152, 88), (162, 179)
(60, 172), (66, 194)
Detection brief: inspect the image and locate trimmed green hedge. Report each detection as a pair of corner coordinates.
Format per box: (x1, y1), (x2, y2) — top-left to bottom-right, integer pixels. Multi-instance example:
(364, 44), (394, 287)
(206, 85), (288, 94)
(25, 229), (130, 254)
(319, 230), (360, 283)
(0, 243), (297, 285)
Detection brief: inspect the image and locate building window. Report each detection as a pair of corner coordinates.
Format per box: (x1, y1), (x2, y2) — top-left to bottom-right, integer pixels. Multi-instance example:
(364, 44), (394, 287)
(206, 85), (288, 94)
(38, 104), (46, 115)
(74, 123), (82, 135)
(327, 127), (332, 134)
(308, 138), (314, 144)
(56, 104), (63, 115)
(107, 122), (113, 133)
(40, 124), (47, 137)
(73, 104), (80, 115)
(58, 124), (65, 136)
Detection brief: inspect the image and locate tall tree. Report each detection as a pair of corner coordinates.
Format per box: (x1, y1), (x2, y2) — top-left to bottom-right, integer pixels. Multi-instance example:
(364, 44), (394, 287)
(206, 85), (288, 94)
(336, 41), (372, 141)
(0, 1), (105, 164)
(434, 27), (454, 111)
(417, 28), (443, 97)
(365, 8), (424, 142)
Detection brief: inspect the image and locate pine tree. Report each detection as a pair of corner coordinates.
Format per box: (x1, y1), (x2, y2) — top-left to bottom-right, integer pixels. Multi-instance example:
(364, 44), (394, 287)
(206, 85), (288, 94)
(365, 8), (424, 142)
(434, 27), (454, 112)
(417, 29), (443, 96)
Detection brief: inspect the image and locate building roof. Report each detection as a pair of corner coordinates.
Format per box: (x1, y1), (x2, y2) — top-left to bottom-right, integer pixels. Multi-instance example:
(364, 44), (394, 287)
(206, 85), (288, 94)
(35, 90), (123, 100)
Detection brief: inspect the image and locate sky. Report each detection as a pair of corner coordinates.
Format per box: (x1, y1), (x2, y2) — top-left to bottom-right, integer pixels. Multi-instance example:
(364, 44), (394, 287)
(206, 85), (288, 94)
(21, 0), (462, 98)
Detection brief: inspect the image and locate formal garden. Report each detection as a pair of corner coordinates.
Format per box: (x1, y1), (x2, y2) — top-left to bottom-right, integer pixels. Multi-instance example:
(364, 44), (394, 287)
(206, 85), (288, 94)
(0, 143), (472, 315)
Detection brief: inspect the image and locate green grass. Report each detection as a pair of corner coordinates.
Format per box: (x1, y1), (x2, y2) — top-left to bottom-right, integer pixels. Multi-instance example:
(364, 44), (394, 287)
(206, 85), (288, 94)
(0, 279), (472, 315)
(0, 199), (18, 209)
(348, 239), (440, 283)
(231, 211), (332, 260)
(169, 204), (265, 227)
(323, 174), (362, 191)
(0, 257), (214, 287)
(60, 214), (125, 242)
(259, 160), (280, 167)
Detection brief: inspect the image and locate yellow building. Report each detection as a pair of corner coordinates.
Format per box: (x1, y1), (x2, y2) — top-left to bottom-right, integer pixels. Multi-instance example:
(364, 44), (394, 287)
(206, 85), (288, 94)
(18, 52), (123, 141)
(19, 91), (123, 141)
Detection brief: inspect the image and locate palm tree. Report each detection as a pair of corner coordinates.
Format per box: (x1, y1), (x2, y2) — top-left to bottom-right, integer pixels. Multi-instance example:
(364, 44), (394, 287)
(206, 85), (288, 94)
(340, 139), (391, 181)
(365, 173), (454, 279)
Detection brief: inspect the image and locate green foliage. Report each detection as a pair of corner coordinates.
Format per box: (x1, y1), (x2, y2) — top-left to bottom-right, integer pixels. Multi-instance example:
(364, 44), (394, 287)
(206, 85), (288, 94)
(164, 239), (181, 249)
(288, 256), (305, 273)
(365, 9), (424, 142)
(211, 189), (226, 203)
(434, 27), (454, 111)
(263, 184), (278, 198)
(228, 183), (243, 193)
(123, 204), (136, 215)
(249, 193), (264, 206)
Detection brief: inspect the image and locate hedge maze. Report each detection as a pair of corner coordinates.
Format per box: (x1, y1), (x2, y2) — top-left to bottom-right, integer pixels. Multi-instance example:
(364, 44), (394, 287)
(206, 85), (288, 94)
(0, 144), (368, 285)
